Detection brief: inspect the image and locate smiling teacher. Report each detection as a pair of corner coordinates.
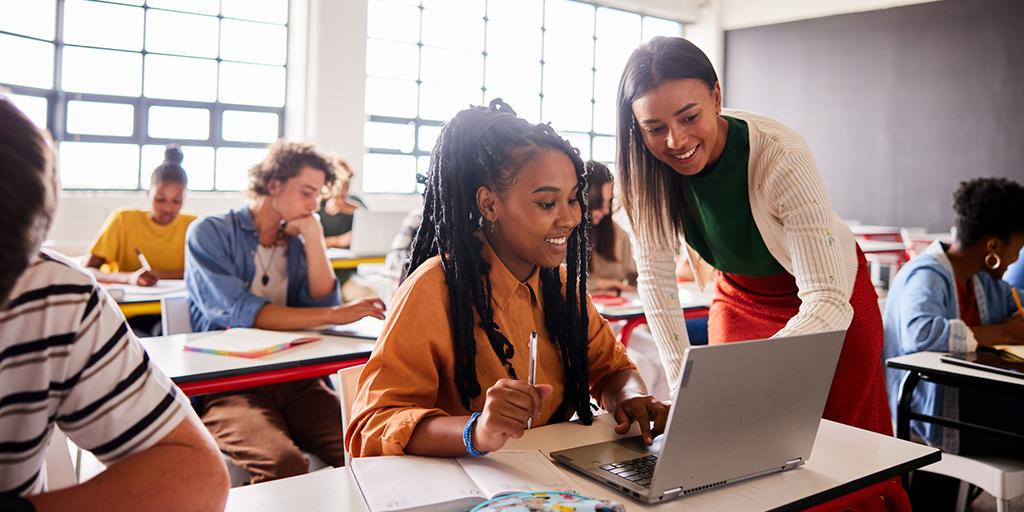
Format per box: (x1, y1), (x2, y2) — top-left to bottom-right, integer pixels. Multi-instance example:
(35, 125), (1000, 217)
(615, 37), (891, 435)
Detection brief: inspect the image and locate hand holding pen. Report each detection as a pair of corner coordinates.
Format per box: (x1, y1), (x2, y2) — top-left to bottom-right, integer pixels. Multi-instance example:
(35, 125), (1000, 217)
(131, 247), (159, 287)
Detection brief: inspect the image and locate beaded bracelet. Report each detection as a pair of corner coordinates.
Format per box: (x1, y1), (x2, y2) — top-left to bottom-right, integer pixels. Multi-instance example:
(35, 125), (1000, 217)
(463, 412), (489, 457)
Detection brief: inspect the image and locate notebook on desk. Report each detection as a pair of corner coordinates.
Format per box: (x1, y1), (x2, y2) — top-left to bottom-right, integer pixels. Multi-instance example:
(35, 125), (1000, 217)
(350, 450), (577, 512)
(941, 350), (1024, 380)
(183, 329), (320, 358)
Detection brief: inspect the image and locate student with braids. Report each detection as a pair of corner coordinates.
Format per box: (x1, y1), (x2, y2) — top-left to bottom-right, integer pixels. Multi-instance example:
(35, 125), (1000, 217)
(346, 100), (668, 458)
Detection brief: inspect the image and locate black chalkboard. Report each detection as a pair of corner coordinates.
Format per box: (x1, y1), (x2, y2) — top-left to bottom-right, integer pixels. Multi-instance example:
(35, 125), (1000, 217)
(724, 0), (1024, 231)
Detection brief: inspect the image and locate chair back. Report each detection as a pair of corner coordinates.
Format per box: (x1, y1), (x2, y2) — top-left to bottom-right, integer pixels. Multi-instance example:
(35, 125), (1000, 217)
(337, 363), (366, 465)
(160, 294), (192, 335)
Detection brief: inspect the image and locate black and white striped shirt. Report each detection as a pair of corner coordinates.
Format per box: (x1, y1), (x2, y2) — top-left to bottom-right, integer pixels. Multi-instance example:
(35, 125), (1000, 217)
(0, 250), (188, 497)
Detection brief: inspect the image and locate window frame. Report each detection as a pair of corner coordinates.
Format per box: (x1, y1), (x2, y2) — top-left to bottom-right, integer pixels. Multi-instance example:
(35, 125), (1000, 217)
(363, 0), (684, 195)
(0, 0), (289, 192)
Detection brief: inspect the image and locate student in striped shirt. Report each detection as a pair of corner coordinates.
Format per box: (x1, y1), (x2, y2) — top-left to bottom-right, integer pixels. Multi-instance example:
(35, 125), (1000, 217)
(0, 97), (228, 511)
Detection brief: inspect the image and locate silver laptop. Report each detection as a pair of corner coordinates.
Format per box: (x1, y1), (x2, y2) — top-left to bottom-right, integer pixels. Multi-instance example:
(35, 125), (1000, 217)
(551, 330), (845, 505)
(331, 210), (409, 258)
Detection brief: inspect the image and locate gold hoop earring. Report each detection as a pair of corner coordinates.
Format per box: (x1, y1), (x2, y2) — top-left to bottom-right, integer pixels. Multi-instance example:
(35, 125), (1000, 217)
(985, 252), (1002, 270)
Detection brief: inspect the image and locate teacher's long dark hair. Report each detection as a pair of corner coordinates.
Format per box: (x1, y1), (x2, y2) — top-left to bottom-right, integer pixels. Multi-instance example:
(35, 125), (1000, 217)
(405, 99), (595, 425)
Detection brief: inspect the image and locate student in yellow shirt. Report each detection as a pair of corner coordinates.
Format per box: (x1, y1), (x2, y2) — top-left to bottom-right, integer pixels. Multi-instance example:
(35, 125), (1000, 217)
(346, 100), (669, 458)
(86, 146), (196, 286)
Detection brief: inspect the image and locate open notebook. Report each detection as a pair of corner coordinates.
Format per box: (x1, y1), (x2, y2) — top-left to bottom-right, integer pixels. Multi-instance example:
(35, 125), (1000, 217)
(350, 450), (578, 512)
(183, 329), (320, 358)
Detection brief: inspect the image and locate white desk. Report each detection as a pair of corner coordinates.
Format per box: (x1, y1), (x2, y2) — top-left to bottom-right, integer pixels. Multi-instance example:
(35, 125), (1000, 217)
(596, 282), (713, 321)
(141, 330), (374, 396)
(856, 240), (908, 255)
(106, 279), (186, 319)
(226, 414), (939, 512)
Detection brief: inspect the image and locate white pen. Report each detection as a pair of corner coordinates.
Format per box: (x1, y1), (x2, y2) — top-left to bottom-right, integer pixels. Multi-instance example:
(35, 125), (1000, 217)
(527, 331), (538, 429)
(134, 247), (153, 273)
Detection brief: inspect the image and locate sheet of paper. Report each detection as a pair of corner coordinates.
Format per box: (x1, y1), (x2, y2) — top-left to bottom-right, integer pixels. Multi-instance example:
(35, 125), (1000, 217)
(351, 456), (483, 512)
(106, 279), (186, 296)
(995, 345), (1024, 360)
(458, 450), (578, 499)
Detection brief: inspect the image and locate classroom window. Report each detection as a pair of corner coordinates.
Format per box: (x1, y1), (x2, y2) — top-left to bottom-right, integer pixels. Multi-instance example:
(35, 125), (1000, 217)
(363, 0), (683, 194)
(0, 0), (290, 192)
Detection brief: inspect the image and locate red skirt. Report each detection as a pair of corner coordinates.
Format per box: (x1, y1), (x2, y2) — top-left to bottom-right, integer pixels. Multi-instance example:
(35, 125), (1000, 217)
(708, 248), (893, 435)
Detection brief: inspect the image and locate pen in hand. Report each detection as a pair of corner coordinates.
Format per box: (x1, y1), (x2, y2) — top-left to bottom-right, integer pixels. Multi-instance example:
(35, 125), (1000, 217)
(527, 331), (537, 429)
(135, 247), (153, 273)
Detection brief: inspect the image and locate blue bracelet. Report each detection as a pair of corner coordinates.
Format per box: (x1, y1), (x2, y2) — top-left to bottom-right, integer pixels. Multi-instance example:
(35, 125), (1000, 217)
(463, 412), (488, 457)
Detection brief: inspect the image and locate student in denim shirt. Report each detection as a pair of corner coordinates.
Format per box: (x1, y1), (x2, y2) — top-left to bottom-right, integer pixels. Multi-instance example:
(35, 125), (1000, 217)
(185, 141), (385, 483)
(883, 178), (1024, 459)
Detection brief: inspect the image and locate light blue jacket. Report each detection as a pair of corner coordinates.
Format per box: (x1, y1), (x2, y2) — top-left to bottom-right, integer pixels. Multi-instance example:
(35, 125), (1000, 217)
(185, 207), (341, 332)
(1004, 246), (1024, 290)
(883, 241), (1018, 452)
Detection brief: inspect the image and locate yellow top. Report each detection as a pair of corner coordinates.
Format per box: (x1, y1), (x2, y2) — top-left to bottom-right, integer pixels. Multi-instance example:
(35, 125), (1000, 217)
(88, 208), (197, 273)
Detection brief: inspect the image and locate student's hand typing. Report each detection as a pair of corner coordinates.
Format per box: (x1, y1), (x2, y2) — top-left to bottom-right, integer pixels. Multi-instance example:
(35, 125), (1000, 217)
(332, 297), (387, 323)
(129, 268), (159, 286)
(613, 396), (670, 445)
(474, 379), (554, 453)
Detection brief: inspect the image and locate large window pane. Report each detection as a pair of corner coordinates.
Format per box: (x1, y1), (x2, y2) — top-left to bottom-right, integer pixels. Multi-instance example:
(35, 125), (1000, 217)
(542, 65), (593, 132)
(418, 124), (442, 152)
(146, 9), (218, 58)
(222, 111), (279, 143)
(5, 94), (48, 129)
(421, 0), (483, 17)
(63, 0), (143, 51)
(421, 9), (482, 52)
(62, 46), (141, 96)
(420, 46), (482, 87)
(643, 17), (684, 40)
(59, 142), (139, 189)
(485, 56), (541, 123)
(593, 97), (618, 136)
(367, 1), (419, 44)
(66, 100), (134, 136)
(543, 0), (595, 67)
(592, 69), (620, 134)
(216, 147), (267, 191)
(0, 0), (56, 39)
(219, 62), (286, 107)
(221, 18), (287, 65)
(486, 0), (542, 34)
(146, 0), (219, 15)
(142, 144), (215, 190)
(365, 78), (418, 118)
(487, 21), (541, 60)
(592, 135), (615, 162)
(144, 54), (217, 101)
(0, 34), (54, 89)
(595, 7), (641, 75)
(148, 105), (210, 140)
(221, 0), (288, 24)
(362, 153), (416, 194)
(419, 82), (481, 122)
(366, 39), (419, 81)
(562, 133), (591, 161)
(364, 121), (414, 153)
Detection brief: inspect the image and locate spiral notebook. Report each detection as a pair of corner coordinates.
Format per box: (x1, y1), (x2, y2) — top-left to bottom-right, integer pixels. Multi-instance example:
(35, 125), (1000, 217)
(183, 329), (321, 358)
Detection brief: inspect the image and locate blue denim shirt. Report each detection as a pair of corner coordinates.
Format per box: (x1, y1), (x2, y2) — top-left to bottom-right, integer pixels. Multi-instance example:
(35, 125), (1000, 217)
(185, 207), (341, 332)
(882, 241), (1017, 452)
(1004, 246), (1024, 290)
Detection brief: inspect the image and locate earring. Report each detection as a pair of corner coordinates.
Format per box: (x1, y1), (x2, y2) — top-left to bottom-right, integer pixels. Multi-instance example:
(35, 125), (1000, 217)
(985, 252), (1002, 270)
(489, 219), (498, 235)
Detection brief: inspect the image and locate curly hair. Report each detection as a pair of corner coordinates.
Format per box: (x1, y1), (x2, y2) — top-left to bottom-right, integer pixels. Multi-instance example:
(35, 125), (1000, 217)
(248, 140), (337, 196)
(953, 177), (1024, 246)
(0, 97), (57, 305)
(405, 99), (595, 425)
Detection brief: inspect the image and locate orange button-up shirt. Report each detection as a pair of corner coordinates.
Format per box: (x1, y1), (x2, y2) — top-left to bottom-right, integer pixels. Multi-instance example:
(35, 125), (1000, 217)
(346, 241), (636, 457)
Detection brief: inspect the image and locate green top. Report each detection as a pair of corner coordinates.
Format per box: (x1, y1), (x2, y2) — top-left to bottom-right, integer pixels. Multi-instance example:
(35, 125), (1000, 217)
(679, 116), (786, 277)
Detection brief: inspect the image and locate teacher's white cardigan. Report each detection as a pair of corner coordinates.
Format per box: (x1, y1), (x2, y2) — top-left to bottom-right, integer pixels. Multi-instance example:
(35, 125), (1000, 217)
(624, 109), (860, 386)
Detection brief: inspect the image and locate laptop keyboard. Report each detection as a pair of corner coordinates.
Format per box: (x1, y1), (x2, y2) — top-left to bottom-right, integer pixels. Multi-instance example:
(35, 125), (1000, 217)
(599, 454), (658, 488)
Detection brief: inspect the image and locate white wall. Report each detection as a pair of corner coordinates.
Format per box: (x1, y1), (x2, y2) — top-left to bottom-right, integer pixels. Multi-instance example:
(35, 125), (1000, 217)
(719, 0), (942, 30)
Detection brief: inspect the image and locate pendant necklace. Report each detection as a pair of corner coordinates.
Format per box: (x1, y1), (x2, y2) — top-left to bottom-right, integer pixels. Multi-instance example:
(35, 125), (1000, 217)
(256, 244), (278, 286)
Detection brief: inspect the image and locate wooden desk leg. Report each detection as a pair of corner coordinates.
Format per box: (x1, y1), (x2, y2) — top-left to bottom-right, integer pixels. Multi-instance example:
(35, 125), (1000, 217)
(896, 370), (922, 489)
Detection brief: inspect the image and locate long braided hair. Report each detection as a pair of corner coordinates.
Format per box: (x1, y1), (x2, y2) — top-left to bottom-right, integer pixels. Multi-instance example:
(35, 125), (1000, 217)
(405, 99), (595, 425)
